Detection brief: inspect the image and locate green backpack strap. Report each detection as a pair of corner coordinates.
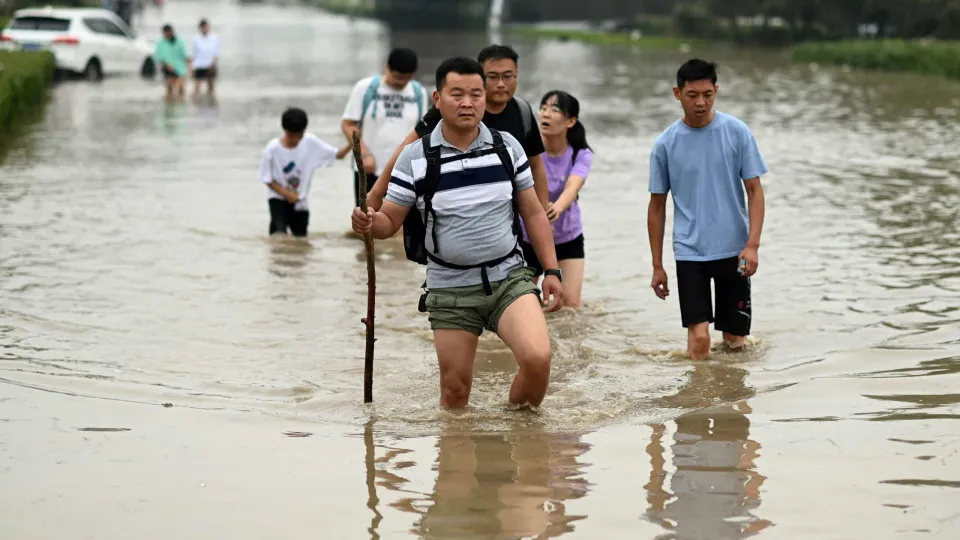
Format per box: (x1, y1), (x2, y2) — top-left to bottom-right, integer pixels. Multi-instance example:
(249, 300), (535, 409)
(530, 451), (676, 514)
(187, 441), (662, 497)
(359, 75), (381, 127)
(411, 80), (425, 120)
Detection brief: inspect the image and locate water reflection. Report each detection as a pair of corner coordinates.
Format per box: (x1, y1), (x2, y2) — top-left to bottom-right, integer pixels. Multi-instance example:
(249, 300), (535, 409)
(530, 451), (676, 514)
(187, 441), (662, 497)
(366, 420), (592, 539)
(266, 235), (313, 276)
(645, 361), (771, 539)
(159, 99), (189, 134)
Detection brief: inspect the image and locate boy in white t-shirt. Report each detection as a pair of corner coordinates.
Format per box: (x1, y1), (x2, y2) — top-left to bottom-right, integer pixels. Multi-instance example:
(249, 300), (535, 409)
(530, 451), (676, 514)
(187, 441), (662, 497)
(191, 18), (219, 95)
(260, 107), (352, 237)
(340, 47), (429, 208)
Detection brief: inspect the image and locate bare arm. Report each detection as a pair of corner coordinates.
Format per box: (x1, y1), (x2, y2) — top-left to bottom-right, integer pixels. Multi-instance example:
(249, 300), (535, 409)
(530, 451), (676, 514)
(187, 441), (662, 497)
(335, 142), (353, 160)
(365, 200), (410, 239)
(647, 194), (667, 269)
(516, 187), (558, 270)
(341, 119), (375, 171)
(528, 153), (549, 209)
(268, 180), (298, 202)
(548, 174), (585, 219)
(743, 177), (765, 249)
(367, 129), (419, 211)
(340, 119), (369, 153)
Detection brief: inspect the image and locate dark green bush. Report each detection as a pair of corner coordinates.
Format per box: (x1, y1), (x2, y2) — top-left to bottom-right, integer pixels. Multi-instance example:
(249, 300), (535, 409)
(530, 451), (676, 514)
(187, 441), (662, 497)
(0, 50), (56, 134)
(791, 39), (960, 80)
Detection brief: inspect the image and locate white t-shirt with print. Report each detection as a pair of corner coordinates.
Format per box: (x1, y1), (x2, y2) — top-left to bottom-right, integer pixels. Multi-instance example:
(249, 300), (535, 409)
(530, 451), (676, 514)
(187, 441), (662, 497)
(191, 33), (220, 69)
(341, 75), (429, 176)
(259, 133), (339, 211)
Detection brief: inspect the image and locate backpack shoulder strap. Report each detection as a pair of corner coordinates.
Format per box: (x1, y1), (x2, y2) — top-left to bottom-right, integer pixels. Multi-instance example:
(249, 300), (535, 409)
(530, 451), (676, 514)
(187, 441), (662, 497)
(420, 134), (442, 200)
(411, 80), (425, 120)
(359, 75), (381, 126)
(489, 129), (516, 183)
(420, 134), (443, 254)
(511, 96), (534, 140)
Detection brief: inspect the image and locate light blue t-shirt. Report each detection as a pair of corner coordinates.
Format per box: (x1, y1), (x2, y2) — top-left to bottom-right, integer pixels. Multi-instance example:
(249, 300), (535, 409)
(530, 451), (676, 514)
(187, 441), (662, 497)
(649, 110), (768, 262)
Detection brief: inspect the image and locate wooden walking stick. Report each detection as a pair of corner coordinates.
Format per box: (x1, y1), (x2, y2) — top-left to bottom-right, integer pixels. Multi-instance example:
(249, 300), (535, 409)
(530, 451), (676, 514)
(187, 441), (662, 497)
(352, 131), (376, 403)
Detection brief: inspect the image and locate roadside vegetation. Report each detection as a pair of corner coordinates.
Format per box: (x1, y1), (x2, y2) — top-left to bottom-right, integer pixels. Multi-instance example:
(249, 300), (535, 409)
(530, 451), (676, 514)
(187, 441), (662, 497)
(0, 50), (56, 136)
(512, 0), (960, 80)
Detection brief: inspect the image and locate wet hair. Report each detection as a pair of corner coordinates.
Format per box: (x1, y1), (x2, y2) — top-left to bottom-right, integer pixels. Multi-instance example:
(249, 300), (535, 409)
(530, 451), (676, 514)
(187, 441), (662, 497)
(477, 44), (519, 67)
(435, 56), (484, 91)
(676, 58), (718, 88)
(540, 90), (592, 163)
(387, 48), (418, 74)
(281, 107), (308, 133)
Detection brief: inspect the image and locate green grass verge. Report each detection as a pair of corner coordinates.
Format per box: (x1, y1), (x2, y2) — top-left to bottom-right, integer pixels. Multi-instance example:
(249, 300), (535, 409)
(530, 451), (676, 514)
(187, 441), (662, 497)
(512, 27), (709, 50)
(791, 39), (960, 80)
(0, 16), (9, 29)
(0, 50), (56, 136)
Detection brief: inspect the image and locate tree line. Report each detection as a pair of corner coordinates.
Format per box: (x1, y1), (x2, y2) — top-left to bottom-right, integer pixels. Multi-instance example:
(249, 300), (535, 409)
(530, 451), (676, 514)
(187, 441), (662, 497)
(510, 0), (960, 43)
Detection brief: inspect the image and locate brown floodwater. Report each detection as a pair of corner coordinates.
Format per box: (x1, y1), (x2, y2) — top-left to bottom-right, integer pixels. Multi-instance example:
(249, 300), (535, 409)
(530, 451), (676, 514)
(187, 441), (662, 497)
(2, 1), (960, 538)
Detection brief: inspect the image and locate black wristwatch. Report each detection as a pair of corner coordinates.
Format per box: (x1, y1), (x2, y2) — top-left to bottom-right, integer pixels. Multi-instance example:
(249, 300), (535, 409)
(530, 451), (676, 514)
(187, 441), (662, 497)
(543, 269), (563, 282)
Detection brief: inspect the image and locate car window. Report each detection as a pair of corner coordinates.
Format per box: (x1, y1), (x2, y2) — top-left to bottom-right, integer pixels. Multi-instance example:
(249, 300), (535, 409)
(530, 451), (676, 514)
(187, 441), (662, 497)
(99, 18), (129, 37)
(10, 16), (71, 31)
(82, 18), (127, 37)
(82, 18), (107, 34)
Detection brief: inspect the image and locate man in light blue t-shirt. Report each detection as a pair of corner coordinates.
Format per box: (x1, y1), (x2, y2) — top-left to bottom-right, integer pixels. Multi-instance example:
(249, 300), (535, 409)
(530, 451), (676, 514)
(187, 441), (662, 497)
(647, 58), (768, 360)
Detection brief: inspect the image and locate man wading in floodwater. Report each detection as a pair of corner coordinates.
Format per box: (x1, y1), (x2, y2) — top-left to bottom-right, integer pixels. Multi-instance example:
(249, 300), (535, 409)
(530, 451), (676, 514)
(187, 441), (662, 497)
(647, 59), (768, 360)
(341, 48), (428, 209)
(351, 57), (564, 409)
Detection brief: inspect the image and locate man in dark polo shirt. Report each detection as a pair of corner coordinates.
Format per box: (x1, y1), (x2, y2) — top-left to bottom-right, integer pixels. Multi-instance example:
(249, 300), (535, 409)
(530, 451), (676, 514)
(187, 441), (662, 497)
(364, 44), (549, 212)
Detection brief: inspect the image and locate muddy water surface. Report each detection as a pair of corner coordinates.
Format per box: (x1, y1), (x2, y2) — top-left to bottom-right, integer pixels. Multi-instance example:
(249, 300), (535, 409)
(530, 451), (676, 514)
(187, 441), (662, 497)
(2, 1), (959, 538)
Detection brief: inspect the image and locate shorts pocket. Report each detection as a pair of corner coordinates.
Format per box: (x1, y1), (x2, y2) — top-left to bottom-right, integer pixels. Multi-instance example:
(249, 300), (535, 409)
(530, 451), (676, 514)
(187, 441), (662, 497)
(508, 265), (538, 283)
(424, 292), (457, 310)
(424, 290), (486, 311)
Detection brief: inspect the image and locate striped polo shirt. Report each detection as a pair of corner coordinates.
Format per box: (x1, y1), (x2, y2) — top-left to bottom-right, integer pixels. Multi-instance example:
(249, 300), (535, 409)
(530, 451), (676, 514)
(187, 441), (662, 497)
(385, 121), (535, 289)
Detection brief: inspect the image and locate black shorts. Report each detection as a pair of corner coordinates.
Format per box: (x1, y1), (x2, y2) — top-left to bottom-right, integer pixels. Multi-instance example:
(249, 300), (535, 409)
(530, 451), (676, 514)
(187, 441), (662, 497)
(676, 256), (751, 336)
(520, 234), (585, 276)
(353, 171), (378, 207)
(162, 65), (180, 80)
(268, 199), (309, 237)
(194, 67), (217, 80)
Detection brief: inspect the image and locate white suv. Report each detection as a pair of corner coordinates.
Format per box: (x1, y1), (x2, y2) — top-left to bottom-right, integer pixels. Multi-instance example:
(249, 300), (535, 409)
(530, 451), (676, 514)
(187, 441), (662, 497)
(0, 6), (157, 80)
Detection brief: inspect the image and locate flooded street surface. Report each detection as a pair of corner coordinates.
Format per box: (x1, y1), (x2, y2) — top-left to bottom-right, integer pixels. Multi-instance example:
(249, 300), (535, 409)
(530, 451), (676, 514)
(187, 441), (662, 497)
(2, 1), (960, 538)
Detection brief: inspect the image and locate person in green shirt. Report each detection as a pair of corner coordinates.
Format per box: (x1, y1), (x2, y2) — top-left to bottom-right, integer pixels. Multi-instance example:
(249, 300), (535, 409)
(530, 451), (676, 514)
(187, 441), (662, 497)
(154, 24), (191, 99)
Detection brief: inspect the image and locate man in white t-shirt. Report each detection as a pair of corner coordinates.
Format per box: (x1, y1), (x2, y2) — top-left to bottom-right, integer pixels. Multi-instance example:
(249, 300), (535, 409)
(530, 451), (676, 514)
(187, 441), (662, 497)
(191, 18), (219, 95)
(341, 47), (428, 208)
(260, 107), (351, 237)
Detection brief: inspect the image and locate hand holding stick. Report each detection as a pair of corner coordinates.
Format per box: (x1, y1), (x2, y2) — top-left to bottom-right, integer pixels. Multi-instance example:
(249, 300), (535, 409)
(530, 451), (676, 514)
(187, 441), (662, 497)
(352, 131), (376, 403)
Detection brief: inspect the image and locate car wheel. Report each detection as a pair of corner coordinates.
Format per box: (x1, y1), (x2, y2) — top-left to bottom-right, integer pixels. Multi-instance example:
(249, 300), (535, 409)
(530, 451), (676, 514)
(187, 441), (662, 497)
(83, 58), (102, 82)
(140, 57), (155, 78)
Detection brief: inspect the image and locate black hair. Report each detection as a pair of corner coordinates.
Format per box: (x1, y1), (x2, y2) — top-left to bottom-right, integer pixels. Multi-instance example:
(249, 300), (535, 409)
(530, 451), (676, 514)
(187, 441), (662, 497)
(435, 56), (484, 91)
(540, 90), (592, 164)
(161, 23), (173, 33)
(387, 48), (418, 74)
(477, 44), (519, 67)
(199, 18), (208, 28)
(281, 107), (308, 133)
(676, 58), (718, 88)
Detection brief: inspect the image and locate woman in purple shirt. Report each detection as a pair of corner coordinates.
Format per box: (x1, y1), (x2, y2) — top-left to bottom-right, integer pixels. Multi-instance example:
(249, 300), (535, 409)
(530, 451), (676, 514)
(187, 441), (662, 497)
(520, 90), (594, 308)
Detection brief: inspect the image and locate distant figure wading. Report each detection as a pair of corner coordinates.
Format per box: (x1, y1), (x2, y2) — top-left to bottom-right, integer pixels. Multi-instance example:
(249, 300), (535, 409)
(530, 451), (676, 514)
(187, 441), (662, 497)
(191, 18), (220, 96)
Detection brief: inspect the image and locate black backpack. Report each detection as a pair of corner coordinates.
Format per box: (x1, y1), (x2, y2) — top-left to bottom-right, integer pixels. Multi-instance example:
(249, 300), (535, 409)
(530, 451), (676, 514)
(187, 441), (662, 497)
(402, 129), (524, 296)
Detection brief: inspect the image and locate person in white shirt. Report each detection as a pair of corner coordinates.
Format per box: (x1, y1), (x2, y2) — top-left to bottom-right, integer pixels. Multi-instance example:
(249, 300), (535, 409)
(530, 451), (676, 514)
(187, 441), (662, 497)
(341, 47), (428, 208)
(260, 107), (352, 237)
(191, 18), (219, 95)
